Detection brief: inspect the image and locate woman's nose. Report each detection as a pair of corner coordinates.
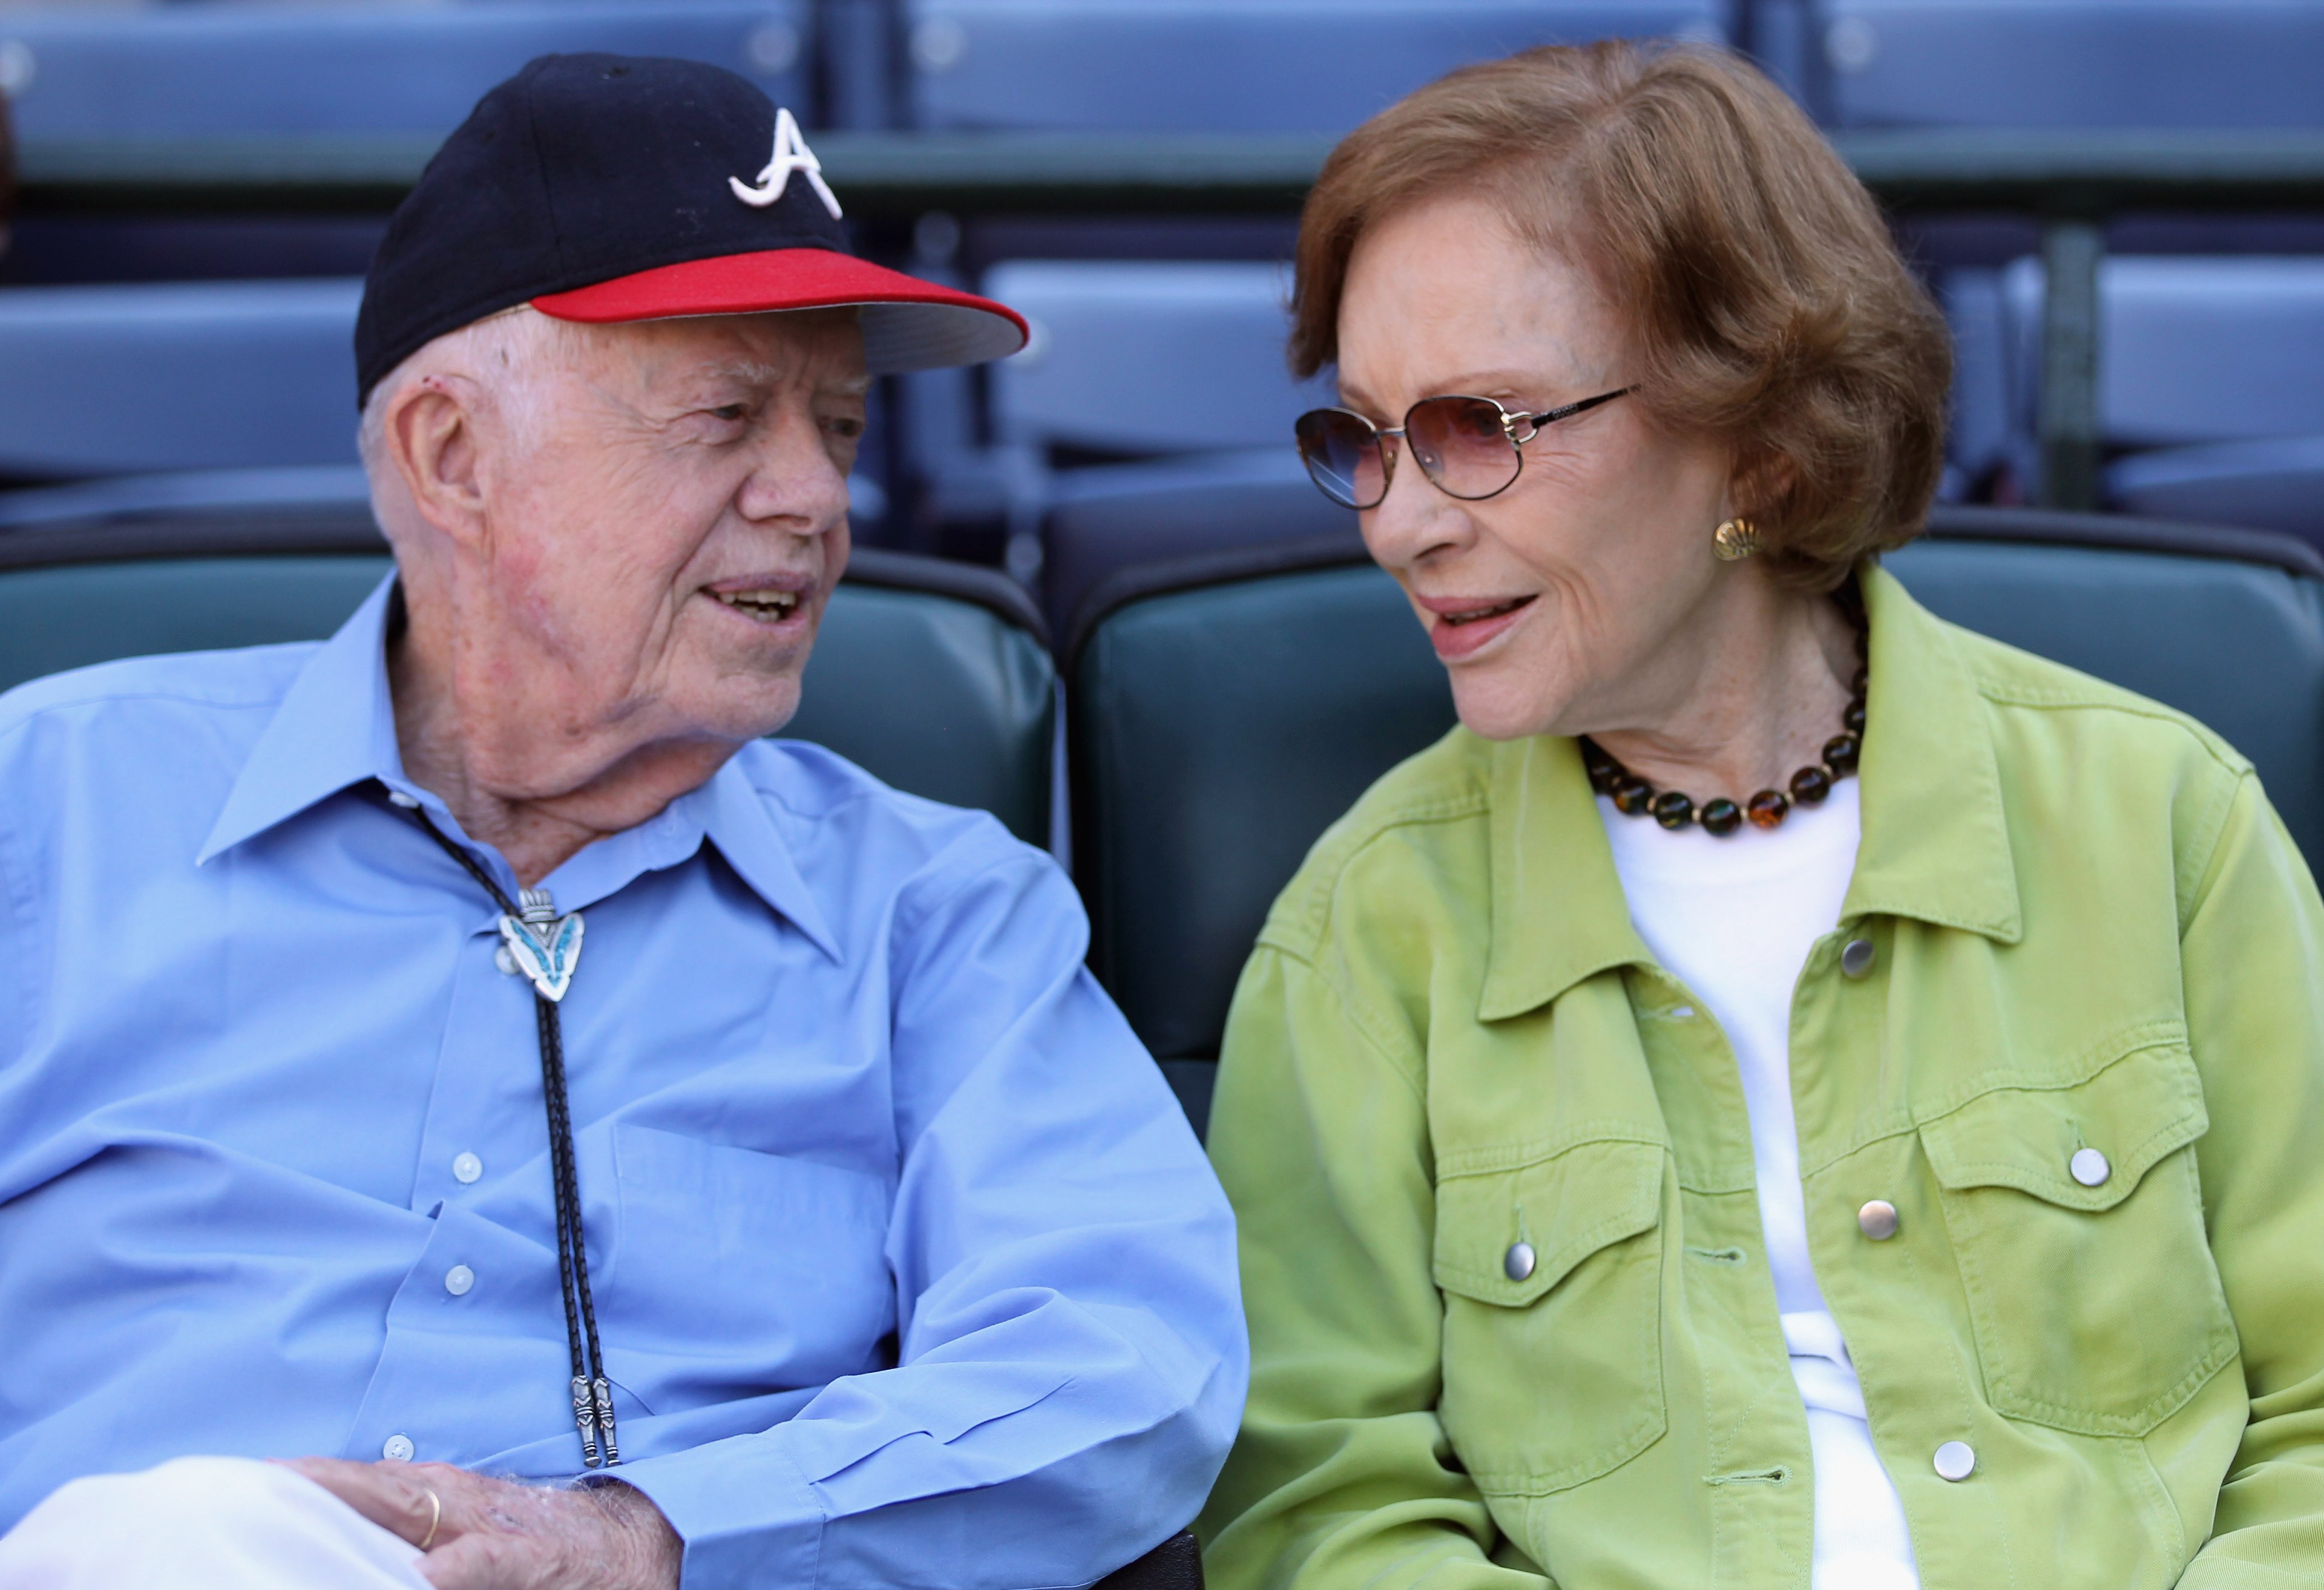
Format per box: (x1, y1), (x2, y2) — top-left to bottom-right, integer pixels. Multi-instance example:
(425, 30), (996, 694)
(1362, 439), (1468, 568)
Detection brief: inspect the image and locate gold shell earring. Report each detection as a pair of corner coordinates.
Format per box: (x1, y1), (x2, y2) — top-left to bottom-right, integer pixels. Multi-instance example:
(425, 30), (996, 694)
(1712, 517), (1762, 561)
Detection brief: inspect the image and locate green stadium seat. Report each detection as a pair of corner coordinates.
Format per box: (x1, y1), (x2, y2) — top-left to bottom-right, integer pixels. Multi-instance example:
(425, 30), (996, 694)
(0, 515), (1055, 848)
(1067, 505), (2324, 1134)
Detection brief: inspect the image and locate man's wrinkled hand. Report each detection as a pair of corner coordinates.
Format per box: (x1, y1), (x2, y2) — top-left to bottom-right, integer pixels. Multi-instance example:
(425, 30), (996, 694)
(280, 1456), (681, 1590)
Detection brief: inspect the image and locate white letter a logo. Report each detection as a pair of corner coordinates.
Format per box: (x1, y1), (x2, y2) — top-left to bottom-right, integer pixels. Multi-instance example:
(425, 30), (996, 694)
(730, 107), (842, 218)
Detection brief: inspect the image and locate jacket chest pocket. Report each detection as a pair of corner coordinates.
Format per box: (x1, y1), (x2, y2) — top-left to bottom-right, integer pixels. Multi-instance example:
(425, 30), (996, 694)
(1432, 1137), (1669, 1496)
(1920, 1042), (2239, 1436)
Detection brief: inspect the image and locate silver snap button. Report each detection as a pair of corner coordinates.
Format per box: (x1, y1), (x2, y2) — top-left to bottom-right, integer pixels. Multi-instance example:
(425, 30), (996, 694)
(1933, 1441), (1975, 1481)
(1503, 1242), (1536, 1282)
(1857, 1200), (1900, 1241)
(1840, 938), (1876, 978)
(451, 1152), (482, 1185)
(494, 944), (519, 976)
(2070, 1148), (2112, 1188)
(381, 1434), (415, 1462)
(444, 1265), (475, 1297)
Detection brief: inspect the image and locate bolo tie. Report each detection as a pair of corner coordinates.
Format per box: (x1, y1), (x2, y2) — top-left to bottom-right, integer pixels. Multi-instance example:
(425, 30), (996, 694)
(381, 784), (620, 1470)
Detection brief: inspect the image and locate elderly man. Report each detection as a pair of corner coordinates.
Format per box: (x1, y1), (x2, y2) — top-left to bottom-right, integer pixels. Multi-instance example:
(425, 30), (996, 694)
(0, 54), (1243, 1590)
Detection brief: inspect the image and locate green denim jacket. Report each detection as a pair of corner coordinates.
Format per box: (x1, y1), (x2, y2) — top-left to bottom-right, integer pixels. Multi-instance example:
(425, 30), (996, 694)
(1199, 566), (2324, 1590)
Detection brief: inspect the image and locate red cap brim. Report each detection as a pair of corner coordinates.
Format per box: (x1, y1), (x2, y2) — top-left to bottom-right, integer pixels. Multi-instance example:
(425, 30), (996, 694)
(531, 247), (1028, 373)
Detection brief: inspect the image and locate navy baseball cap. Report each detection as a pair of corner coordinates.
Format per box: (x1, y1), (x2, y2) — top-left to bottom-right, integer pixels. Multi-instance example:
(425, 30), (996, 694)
(355, 53), (1026, 404)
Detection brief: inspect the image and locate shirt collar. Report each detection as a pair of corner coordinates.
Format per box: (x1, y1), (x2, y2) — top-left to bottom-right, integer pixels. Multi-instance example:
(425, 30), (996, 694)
(197, 573), (842, 962)
(198, 573), (410, 865)
(1474, 560), (2021, 1022)
(691, 757), (841, 962)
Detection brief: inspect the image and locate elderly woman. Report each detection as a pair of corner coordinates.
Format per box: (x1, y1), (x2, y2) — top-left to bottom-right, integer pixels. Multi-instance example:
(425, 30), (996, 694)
(1198, 41), (2324, 1590)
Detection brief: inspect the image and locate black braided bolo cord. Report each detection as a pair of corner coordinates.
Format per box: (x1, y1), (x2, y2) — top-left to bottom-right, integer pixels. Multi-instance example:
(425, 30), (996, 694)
(379, 784), (619, 1469)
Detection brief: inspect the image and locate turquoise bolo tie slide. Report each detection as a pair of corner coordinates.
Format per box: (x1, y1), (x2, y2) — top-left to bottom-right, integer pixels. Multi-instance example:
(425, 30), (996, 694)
(499, 888), (583, 1003)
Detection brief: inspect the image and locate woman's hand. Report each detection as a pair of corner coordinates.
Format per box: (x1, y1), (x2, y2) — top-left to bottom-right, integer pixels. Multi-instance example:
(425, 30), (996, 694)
(281, 1456), (681, 1590)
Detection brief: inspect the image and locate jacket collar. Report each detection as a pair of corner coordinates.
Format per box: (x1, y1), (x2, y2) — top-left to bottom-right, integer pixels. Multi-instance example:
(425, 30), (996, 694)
(1475, 561), (2021, 1022)
(197, 573), (839, 960)
(1843, 563), (2021, 946)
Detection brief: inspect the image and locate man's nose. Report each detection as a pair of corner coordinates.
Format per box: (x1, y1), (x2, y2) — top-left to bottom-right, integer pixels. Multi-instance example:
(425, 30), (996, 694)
(737, 407), (851, 532)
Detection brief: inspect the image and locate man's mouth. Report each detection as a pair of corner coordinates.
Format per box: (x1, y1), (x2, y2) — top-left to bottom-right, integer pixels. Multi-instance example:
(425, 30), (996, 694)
(710, 588), (804, 624)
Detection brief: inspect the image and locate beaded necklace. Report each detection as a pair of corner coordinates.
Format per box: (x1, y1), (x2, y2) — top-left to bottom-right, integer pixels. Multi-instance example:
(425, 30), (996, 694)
(1581, 583), (1868, 837)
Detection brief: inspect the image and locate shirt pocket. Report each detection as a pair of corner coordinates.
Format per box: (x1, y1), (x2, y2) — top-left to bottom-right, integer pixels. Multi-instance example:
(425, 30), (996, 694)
(1919, 1041), (2239, 1436)
(1432, 1137), (1668, 1495)
(607, 1122), (896, 1390)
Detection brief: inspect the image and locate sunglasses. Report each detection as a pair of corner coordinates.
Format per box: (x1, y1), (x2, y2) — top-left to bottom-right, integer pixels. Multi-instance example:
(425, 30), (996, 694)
(1293, 388), (1632, 510)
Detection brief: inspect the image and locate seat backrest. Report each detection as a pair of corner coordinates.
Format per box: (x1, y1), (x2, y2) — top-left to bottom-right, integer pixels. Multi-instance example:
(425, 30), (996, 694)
(1069, 505), (2324, 1132)
(902, 0), (1726, 132)
(2002, 257), (2324, 450)
(986, 261), (1325, 457)
(1814, 0), (2324, 129)
(0, 2), (809, 138)
(0, 523), (1056, 846)
(1045, 453), (1353, 650)
(0, 280), (361, 477)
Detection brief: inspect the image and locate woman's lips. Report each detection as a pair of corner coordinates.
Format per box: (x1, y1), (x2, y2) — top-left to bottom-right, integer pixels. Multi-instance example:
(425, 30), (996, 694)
(1426, 594), (1535, 660)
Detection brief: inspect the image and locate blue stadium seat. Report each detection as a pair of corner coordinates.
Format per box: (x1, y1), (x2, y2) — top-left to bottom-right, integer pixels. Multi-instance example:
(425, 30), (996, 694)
(0, 1), (810, 139)
(1992, 257), (2324, 543)
(2111, 437), (2324, 542)
(901, 0), (1727, 132)
(1938, 266), (2023, 500)
(969, 260), (1330, 626)
(990, 261), (1324, 458)
(1807, 0), (2324, 129)
(0, 278), (359, 480)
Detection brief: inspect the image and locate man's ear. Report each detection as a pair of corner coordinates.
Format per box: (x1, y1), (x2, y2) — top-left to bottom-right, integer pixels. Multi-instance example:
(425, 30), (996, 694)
(384, 375), (490, 548)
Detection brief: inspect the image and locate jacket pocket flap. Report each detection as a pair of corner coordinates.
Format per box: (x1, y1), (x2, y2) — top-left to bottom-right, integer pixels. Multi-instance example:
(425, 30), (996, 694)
(1434, 1137), (1664, 1306)
(1920, 1042), (2207, 1212)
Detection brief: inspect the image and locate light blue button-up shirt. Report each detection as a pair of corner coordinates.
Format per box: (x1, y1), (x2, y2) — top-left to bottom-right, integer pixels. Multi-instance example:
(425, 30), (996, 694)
(0, 578), (1245, 1588)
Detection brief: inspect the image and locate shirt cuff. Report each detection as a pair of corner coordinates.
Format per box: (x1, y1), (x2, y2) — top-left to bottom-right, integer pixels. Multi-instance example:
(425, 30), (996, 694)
(611, 1431), (826, 1590)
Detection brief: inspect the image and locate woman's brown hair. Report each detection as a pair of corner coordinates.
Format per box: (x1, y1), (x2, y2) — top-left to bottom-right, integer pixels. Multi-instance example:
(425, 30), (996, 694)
(1291, 41), (1952, 589)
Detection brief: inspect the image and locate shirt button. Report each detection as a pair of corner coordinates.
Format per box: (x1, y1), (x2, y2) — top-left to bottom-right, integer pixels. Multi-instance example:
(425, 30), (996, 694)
(382, 1434), (416, 1462)
(1670, 1006), (1695, 1020)
(444, 1265), (475, 1297)
(1503, 1242), (1536, 1281)
(1857, 1200), (1900, 1240)
(452, 1152), (483, 1185)
(2070, 1148), (2112, 1187)
(1933, 1441), (1977, 1481)
(494, 944), (520, 977)
(1840, 938), (1876, 978)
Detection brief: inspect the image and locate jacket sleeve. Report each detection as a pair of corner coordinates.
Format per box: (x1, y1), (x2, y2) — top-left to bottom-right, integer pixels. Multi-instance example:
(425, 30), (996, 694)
(1198, 943), (1553, 1590)
(617, 839), (1247, 1590)
(2178, 773), (2324, 1584)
